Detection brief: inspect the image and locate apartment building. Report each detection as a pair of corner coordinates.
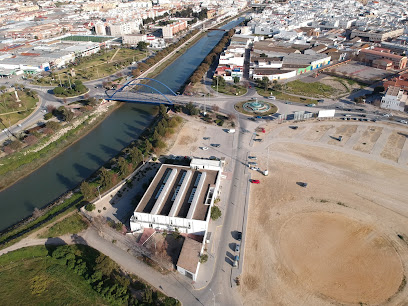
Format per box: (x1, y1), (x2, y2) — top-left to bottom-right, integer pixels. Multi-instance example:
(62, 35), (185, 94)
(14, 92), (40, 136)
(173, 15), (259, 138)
(350, 28), (404, 42)
(162, 20), (187, 39)
(359, 48), (407, 70)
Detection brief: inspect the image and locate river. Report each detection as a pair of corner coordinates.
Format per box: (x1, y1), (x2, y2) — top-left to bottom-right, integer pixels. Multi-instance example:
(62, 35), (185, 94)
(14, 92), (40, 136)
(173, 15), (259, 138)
(0, 18), (244, 231)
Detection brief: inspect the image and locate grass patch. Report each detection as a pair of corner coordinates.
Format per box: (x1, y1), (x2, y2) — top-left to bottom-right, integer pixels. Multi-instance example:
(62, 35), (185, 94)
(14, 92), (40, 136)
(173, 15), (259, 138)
(212, 83), (247, 96)
(284, 80), (335, 98)
(61, 35), (112, 43)
(0, 90), (39, 127)
(33, 48), (145, 84)
(38, 213), (88, 238)
(0, 246), (106, 305)
(234, 100), (277, 116)
(255, 86), (318, 104)
(0, 245), (180, 305)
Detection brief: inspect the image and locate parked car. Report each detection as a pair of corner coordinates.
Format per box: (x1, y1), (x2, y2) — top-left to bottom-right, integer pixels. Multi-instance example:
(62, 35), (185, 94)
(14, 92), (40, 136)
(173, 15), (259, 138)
(251, 179), (260, 184)
(317, 99), (324, 103)
(201, 147), (209, 151)
(306, 104), (316, 107)
(235, 244), (240, 252)
(211, 144), (220, 147)
(268, 96), (276, 100)
(400, 120), (408, 124)
(233, 255), (239, 267)
(237, 232), (242, 241)
(299, 182), (308, 187)
(248, 156), (257, 160)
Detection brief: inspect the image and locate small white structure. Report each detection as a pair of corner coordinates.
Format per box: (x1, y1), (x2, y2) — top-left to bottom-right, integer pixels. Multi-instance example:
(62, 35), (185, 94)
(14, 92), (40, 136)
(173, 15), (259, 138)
(381, 86), (407, 112)
(176, 237), (203, 281)
(318, 109), (335, 118)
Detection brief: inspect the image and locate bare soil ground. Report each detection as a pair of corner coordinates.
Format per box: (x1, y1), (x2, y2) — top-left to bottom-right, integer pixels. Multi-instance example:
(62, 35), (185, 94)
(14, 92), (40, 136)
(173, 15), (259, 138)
(241, 142), (408, 306)
(353, 126), (383, 153)
(170, 122), (206, 154)
(303, 125), (333, 142)
(327, 124), (357, 146)
(381, 132), (407, 162)
(278, 125), (305, 138)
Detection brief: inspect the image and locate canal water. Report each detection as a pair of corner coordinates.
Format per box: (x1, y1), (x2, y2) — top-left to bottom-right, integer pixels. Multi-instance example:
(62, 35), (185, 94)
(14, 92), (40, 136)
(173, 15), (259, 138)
(0, 18), (243, 231)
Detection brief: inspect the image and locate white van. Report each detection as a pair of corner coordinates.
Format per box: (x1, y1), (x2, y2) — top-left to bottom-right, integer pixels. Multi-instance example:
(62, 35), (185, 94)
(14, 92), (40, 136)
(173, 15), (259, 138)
(227, 129), (236, 133)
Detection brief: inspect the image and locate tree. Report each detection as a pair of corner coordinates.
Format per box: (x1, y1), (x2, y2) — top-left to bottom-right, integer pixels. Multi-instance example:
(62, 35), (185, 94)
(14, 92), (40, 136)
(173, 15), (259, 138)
(144, 139), (152, 153)
(260, 53), (268, 58)
(118, 157), (128, 176)
(99, 167), (113, 188)
(261, 76), (270, 91)
(53, 86), (64, 95)
(137, 41), (148, 51)
(130, 147), (142, 165)
(211, 206), (222, 220)
(233, 76), (240, 84)
(95, 254), (115, 276)
(159, 104), (168, 119)
(374, 86), (385, 93)
(24, 135), (38, 145)
(80, 181), (95, 200)
(132, 69), (141, 78)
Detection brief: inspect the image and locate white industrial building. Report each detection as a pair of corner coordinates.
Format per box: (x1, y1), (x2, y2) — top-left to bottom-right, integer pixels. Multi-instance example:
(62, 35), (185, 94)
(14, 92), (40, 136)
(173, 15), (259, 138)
(130, 158), (223, 235)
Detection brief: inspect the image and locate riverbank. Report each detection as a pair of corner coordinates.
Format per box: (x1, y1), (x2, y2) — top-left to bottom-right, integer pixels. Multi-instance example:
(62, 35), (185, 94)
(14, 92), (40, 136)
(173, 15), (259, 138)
(0, 102), (119, 191)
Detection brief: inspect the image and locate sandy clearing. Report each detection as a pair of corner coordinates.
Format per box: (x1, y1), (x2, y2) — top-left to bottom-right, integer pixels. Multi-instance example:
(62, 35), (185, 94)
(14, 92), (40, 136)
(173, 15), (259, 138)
(353, 126), (383, 153)
(278, 125), (305, 138)
(381, 131), (407, 162)
(279, 212), (403, 304)
(327, 124), (357, 146)
(303, 125), (333, 142)
(241, 141), (408, 306)
(170, 122), (206, 155)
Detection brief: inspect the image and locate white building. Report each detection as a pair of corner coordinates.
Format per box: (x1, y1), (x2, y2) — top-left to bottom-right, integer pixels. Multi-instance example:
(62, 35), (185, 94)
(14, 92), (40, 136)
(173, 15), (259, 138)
(109, 21), (140, 37)
(130, 158), (223, 235)
(381, 86), (407, 112)
(123, 34), (147, 45)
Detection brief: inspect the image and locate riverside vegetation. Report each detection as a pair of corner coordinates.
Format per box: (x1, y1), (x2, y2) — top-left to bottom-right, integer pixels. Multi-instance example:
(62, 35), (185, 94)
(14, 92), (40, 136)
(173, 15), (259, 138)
(0, 245), (180, 305)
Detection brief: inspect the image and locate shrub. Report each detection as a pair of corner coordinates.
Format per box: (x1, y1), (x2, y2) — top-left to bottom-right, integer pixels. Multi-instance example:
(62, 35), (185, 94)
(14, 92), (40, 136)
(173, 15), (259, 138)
(85, 203), (96, 211)
(44, 112), (53, 120)
(210, 206), (221, 220)
(199, 254), (208, 264)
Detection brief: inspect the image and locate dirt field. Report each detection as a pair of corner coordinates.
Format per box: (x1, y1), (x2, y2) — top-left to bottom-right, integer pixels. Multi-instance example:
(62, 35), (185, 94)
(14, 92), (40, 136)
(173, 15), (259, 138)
(279, 212), (402, 304)
(241, 142), (408, 305)
(303, 125), (333, 142)
(170, 121), (206, 154)
(278, 125), (305, 138)
(327, 124), (357, 146)
(353, 126), (383, 153)
(381, 132), (407, 162)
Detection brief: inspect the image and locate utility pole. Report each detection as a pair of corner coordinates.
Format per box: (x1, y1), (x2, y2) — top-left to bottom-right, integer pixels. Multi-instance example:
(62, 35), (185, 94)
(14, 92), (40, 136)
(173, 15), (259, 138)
(58, 73), (62, 87)
(67, 74), (72, 89)
(216, 76), (219, 94)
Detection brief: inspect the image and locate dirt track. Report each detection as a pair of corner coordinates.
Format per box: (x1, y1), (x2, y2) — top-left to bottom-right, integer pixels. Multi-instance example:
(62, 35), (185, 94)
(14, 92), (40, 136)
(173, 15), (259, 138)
(241, 141), (408, 305)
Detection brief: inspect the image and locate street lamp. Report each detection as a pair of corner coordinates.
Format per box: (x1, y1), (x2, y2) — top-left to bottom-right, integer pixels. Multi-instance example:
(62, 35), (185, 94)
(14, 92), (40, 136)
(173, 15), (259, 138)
(97, 185), (102, 200)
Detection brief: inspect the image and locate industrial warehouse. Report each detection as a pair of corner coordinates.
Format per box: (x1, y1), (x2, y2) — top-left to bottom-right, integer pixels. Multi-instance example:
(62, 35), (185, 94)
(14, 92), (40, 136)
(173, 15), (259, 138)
(130, 158), (223, 235)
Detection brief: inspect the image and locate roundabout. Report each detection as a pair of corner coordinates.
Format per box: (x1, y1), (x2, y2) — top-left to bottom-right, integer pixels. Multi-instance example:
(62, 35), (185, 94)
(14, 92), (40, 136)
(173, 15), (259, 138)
(234, 99), (277, 116)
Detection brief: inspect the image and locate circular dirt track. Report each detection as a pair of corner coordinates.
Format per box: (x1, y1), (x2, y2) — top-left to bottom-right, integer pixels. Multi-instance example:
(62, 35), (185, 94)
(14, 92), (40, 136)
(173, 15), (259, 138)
(279, 212), (404, 304)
